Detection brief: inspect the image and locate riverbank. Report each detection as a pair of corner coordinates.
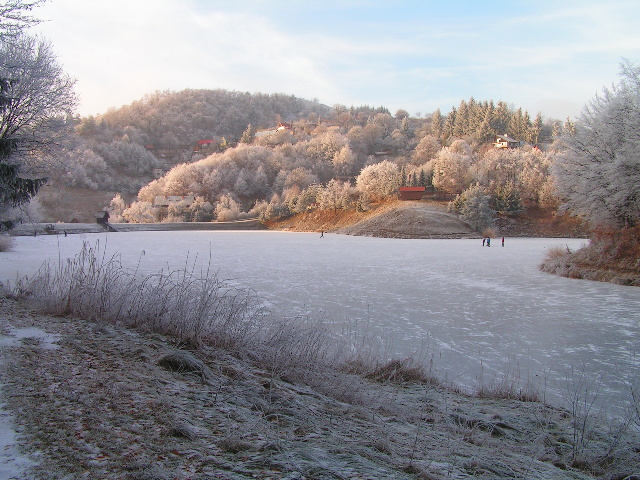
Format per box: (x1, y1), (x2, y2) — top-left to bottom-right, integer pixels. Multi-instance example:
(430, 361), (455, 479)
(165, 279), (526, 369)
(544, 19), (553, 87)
(1, 295), (638, 479)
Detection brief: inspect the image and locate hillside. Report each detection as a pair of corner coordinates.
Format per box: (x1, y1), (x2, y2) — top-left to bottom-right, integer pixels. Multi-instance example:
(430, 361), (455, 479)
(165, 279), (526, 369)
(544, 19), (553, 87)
(267, 200), (589, 239)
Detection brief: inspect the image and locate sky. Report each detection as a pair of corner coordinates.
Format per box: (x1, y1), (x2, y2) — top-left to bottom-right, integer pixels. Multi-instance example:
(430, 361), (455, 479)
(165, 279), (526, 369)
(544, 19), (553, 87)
(29, 0), (640, 120)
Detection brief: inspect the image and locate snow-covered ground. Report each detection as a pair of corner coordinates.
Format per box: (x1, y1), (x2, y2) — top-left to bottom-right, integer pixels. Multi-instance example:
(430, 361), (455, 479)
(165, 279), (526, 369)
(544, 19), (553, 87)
(2, 231), (639, 415)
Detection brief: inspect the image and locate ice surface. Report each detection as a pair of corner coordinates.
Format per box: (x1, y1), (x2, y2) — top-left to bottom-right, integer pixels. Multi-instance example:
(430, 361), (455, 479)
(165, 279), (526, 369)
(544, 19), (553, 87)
(1, 231), (639, 414)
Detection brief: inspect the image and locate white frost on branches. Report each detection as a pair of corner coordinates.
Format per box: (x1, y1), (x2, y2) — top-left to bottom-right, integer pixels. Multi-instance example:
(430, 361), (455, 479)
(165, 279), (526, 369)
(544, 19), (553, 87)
(554, 60), (640, 228)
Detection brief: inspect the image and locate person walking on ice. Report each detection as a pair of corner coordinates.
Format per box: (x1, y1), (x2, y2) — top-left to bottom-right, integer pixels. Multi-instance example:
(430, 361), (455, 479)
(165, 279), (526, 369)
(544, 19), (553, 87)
(486, 237), (491, 247)
(502, 237), (505, 247)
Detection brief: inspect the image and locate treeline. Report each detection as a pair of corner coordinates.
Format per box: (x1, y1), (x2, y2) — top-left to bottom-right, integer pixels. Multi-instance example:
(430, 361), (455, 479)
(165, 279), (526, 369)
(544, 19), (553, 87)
(110, 133), (557, 233)
(76, 89), (330, 147)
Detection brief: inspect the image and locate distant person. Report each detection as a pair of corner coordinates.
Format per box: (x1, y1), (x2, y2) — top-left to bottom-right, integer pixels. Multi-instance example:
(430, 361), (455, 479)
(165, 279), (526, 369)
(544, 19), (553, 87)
(320, 231), (324, 238)
(502, 237), (504, 247)
(482, 238), (486, 247)
(487, 237), (491, 247)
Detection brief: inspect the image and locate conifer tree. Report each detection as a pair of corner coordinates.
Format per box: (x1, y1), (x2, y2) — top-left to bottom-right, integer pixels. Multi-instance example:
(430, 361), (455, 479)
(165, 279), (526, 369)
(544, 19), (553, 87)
(240, 124), (256, 144)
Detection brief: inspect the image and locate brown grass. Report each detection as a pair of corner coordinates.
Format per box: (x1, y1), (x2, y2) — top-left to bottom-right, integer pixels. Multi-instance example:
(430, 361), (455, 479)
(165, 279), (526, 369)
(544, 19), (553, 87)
(540, 226), (640, 286)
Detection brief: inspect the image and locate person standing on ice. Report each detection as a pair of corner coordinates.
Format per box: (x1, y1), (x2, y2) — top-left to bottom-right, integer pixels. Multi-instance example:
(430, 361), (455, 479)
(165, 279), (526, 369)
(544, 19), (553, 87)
(487, 237), (491, 247)
(502, 237), (505, 247)
(482, 238), (486, 246)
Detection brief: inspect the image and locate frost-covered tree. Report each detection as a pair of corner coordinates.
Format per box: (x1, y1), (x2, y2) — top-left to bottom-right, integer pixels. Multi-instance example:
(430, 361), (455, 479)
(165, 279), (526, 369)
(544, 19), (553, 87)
(240, 123), (256, 144)
(431, 140), (473, 193)
(355, 160), (400, 200)
(413, 134), (440, 164)
(0, 33), (76, 226)
(187, 196), (214, 222)
(122, 201), (154, 223)
(107, 193), (126, 222)
(318, 179), (354, 212)
(554, 60), (640, 227)
(450, 184), (495, 231)
(0, 1), (45, 39)
(332, 144), (358, 177)
(215, 194), (241, 221)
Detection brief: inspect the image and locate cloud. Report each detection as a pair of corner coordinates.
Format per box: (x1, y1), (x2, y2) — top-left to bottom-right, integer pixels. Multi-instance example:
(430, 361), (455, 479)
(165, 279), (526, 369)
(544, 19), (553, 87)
(29, 0), (640, 120)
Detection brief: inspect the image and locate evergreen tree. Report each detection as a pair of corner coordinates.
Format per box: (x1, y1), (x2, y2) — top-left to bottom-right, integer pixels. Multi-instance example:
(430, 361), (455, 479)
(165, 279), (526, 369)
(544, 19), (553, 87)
(449, 184), (495, 232)
(431, 108), (443, 138)
(530, 113), (543, 145)
(491, 101), (511, 136)
(240, 123), (256, 144)
(453, 100), (469, 137)
(418, 169), (427, 187)
(492, 182), (524, 216)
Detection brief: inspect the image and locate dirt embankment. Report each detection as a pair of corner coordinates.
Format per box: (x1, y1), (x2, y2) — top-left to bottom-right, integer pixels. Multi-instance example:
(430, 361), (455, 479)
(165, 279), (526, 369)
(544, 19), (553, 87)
(267, 200), (589, 239)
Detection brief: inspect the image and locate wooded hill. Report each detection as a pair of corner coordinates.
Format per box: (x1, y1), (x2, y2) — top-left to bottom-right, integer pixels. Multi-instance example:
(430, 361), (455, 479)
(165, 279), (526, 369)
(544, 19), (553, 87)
(36, 89), (565, 223)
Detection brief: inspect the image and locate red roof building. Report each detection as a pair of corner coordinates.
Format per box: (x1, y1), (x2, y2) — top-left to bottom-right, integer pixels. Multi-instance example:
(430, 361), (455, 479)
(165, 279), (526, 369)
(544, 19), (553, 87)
(398, 186), (426, 200)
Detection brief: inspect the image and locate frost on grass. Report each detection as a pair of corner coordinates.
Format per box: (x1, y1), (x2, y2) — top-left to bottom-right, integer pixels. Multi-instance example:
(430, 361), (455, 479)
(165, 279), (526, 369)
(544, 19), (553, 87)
(2, 296), (640, 480)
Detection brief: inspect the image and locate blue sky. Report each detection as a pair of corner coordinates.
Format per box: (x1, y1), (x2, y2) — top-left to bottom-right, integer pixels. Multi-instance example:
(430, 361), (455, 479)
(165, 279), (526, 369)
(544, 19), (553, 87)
(32, 0), (640, 120)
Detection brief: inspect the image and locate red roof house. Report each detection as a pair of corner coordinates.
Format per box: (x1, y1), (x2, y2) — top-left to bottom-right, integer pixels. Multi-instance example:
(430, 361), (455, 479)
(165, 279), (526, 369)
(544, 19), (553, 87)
(398, 186), (426, 200)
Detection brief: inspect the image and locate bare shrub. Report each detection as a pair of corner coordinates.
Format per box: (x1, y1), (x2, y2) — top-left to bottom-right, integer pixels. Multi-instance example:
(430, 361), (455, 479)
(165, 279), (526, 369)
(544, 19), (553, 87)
(545, 245), (569, 261)
(0, 235), (15, 252)
(541, 226), (640, 286)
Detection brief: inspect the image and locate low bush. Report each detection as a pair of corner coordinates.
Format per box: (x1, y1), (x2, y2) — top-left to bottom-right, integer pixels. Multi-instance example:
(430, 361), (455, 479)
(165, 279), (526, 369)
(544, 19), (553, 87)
(0, 235), (15, 252)
(540, 226), (640, 286)
(481, 227), (496, 239)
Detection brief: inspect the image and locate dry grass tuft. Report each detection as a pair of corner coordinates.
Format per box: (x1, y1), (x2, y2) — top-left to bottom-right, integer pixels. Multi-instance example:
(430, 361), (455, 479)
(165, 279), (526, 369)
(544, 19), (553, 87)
(0, 235), (15, 252)
(343, 357), (438, 385)
(157, 351), (215, 383)
(217, 435), (254, 454)
(365, 358), (434, 384)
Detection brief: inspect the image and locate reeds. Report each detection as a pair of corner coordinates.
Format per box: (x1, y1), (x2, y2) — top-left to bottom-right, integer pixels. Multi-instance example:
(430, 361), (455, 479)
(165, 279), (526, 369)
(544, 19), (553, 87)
(16, 241), (345, 382)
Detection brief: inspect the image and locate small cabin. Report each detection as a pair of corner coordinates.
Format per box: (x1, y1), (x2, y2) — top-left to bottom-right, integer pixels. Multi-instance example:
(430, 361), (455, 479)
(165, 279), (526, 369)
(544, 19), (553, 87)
(398, 186), (426, 200)
(96, 211), (109, 225)
(493, 134), (521, 149)
(193, 139), (216, 153)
